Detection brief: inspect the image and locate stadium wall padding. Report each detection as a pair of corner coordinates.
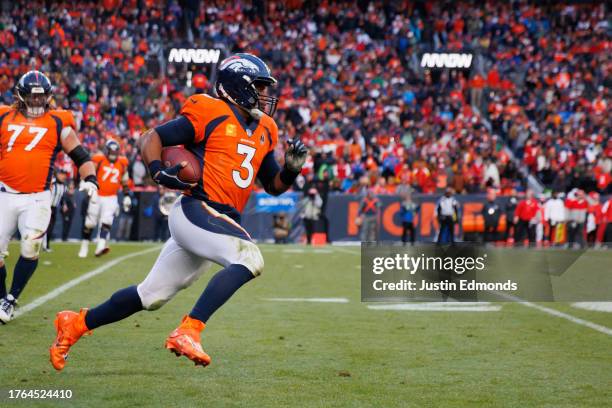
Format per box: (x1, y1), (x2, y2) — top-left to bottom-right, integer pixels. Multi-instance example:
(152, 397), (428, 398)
(51, 192), (556, 243)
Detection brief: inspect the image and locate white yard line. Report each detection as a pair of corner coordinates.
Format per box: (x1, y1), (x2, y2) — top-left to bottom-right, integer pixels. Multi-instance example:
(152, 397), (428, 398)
(571, 302), (612, 313)
(282, 248), (305, 253)
(331, 246), (360, 255)
(495, 292), (612, 337)
(368, 302), (502, 312)
(263, 297), (350, 303)
(520, 301), (612, 336)
(14, 246), (160, 317)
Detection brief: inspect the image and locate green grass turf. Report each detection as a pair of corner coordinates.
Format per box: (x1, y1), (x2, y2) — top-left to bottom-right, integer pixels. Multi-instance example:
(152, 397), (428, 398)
(0, 242), (610, 407)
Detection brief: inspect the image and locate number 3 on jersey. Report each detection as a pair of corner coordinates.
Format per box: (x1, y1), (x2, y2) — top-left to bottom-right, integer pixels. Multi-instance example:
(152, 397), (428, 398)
(6, 125), (48, 152)
(233, 143), (256, 189)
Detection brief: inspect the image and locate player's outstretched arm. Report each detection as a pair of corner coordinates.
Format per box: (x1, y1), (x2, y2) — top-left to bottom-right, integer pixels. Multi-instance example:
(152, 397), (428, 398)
(60, 127), (98, 197)
(258, 139), (308, 196)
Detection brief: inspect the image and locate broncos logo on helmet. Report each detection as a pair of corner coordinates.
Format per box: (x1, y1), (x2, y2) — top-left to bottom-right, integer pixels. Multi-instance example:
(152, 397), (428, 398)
(219, 57), (260, 74)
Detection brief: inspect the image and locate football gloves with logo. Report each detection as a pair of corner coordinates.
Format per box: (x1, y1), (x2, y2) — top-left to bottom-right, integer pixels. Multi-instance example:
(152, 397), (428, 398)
(148, 160), (194, 191)
(284, 139), (308, 172)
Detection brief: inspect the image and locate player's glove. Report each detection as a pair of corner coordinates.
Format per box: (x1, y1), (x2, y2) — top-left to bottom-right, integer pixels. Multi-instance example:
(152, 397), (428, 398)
(284, 139), (308, 172)
(148, 160), (194, 191)
(79, 175), (99, 199)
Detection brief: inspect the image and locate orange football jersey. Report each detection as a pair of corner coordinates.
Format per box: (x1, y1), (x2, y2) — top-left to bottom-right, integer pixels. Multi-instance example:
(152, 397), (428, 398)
(93, 153), (129, 196)
(0, 105), (75, 193)
(181, 94), (278, 212)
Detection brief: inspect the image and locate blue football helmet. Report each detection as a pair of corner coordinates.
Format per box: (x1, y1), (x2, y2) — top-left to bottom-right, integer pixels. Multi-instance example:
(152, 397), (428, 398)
(215, 53), (278, 119)
(103, 139), (120, 163)
(15, 70), (53, 118)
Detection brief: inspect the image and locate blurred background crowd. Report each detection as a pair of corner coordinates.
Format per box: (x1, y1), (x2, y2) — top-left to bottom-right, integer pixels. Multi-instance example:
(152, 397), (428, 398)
(0, 0), (610, 244)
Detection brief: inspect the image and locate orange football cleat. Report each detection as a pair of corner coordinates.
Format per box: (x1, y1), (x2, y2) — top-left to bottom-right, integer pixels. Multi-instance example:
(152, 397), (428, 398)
(49, 309), (91, 371)
(165, 315), (211, 367)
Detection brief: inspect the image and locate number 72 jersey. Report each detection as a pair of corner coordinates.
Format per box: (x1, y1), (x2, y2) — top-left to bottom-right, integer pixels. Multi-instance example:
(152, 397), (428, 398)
(0, 105), (75, 193)
(181, 94), (279, 213)
(92, 153), (129, 197)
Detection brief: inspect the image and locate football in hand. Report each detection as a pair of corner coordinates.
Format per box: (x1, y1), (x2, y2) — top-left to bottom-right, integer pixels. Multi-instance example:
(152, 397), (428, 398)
(161, 146), (202, 184)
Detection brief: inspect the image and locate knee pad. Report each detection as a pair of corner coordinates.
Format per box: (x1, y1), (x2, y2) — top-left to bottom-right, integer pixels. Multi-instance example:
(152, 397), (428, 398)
(137, 282), (176, 311)
(21, 235), (43, 259)
(237, 243), (264, 277)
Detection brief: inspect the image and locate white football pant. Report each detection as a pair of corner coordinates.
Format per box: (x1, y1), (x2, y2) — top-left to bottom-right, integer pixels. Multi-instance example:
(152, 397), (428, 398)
(0, 190), (52, 262)
(136, 196), (264, 310)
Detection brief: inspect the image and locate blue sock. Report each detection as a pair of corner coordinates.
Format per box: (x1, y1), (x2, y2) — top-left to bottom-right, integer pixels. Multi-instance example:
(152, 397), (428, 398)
(85, 285), (143, 330)
(0, 264), (6, 298)
(190, 264), (254, 323)
(9, 257), (38, 299)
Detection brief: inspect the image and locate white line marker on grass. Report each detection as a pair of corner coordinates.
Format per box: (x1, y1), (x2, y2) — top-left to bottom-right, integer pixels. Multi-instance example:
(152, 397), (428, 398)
(571, 302), (612, 313)
(495, 293), (612, 337)
(368, 302), (502, 312)
(264, 297), (350, 303)
(282, 248), (305, 253)
(15, 246), (160, 317)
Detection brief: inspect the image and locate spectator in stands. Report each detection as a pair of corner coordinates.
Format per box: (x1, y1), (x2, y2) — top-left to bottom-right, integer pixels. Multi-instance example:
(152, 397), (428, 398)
(436, 188), (459, 244)
(0, 0), (607, 215)
(514, 190), (539, 247)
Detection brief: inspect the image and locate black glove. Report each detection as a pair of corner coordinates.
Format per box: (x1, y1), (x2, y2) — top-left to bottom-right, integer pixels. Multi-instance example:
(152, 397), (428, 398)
(284, 138), (308, 172)
(148, 160), (194, 191)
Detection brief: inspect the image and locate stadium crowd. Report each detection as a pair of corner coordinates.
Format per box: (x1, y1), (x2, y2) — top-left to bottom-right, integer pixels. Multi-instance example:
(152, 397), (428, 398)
(0, 0), (609, 198)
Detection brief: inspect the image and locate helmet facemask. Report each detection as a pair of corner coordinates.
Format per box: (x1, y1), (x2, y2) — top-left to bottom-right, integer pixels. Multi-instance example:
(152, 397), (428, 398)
(18, 88), (51, 118)
(253, 80), (278, 119)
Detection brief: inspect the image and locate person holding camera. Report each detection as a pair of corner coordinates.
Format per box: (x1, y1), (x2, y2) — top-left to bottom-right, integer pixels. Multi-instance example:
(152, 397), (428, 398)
(301, 188), (322, 245)
(272, 213), (291, 244)
(117, 186), (138, 241)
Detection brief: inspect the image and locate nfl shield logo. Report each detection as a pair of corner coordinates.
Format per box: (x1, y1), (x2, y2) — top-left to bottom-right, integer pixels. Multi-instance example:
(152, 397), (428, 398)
(246, 129), (252, 137)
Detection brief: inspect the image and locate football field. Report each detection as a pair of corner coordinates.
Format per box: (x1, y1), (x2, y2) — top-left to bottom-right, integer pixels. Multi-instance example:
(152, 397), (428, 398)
(1, 242), (610, 407)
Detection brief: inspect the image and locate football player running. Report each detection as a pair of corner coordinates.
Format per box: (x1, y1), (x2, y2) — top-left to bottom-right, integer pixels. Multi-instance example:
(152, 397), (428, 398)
(49, 53), (308, 370)
(0, 71), (98, 324)
(78, 139), (129, 258)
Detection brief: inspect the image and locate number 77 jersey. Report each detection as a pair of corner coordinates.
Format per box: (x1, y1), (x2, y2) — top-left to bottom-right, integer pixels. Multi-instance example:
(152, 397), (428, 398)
(0, 105), (75, 193)
(180, 94), (279, 213)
